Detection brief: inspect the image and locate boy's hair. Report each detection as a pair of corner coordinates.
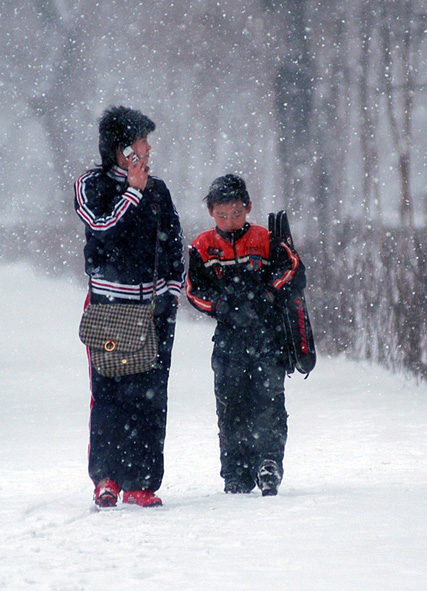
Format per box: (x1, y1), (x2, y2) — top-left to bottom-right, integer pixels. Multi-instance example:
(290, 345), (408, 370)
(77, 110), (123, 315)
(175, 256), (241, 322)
(204, 174), (250, 211)
(98, 105), (155, 171)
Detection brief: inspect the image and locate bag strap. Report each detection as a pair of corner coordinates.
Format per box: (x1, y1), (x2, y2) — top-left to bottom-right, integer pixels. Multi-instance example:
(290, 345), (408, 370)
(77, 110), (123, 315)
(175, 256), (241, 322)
(150, 190), (161, 307)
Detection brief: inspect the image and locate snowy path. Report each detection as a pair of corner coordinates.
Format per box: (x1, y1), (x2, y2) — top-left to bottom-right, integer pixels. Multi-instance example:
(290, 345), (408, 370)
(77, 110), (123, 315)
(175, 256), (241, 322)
(0, 264), (426, 591)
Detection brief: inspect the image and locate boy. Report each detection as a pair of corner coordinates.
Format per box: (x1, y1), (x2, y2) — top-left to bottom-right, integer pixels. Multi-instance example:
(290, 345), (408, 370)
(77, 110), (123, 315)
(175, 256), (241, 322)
(186, 175), (306, 496)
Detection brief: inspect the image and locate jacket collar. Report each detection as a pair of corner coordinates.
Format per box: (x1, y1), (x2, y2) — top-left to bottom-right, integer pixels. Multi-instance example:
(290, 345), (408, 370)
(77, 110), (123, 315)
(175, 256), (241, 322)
(216, 222), (251, 243)
(106, 165), (154, 190)
(107, 165), (128, 183)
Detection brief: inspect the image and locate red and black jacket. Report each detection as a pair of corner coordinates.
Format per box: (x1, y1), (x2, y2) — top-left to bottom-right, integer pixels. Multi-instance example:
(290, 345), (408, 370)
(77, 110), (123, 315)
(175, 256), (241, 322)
(186, 222), (306, 324)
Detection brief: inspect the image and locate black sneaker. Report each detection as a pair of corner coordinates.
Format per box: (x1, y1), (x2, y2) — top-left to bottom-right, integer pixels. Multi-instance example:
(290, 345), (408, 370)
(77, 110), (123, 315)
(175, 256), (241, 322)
(256, 460), (282, 496)
(224, 479), (254, 494)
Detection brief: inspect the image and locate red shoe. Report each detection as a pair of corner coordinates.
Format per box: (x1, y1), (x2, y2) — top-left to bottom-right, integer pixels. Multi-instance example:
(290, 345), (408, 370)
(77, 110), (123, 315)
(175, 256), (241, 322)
(94, 479), (121, 507)
(123, 489), (162, 507)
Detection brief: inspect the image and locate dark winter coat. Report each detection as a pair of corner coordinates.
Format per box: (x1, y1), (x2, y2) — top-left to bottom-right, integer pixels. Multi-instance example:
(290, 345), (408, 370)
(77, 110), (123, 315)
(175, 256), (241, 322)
(74, 165), (185, 301)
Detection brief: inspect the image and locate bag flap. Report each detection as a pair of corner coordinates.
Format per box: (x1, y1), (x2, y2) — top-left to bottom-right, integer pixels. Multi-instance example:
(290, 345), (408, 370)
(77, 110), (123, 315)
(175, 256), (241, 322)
(79, 304), (154, 352)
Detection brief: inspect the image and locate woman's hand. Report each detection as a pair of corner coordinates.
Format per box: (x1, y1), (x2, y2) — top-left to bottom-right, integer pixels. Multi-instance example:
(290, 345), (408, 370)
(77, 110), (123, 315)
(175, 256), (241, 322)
(127, 152), (150, 192)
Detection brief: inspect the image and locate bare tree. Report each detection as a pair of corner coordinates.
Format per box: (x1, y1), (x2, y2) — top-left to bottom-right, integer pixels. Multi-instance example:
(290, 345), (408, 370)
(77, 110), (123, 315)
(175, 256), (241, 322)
(378, 0), (425, 229)
(261, 0), (314, 218)
(358, 0), (382, 221)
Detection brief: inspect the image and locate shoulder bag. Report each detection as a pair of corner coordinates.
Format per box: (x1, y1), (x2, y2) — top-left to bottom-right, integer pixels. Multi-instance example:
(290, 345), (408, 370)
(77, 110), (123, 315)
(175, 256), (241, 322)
(78, 191), (161, 378)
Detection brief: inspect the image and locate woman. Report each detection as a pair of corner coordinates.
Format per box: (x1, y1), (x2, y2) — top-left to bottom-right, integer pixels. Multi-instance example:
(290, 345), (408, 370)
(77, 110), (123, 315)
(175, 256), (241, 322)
(75, 106), (185, 507)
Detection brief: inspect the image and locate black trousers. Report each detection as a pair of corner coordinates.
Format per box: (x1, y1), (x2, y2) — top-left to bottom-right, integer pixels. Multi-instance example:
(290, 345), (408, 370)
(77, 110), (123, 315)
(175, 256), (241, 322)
(212, 325), (288, 488)
(88, 293), (177, 491)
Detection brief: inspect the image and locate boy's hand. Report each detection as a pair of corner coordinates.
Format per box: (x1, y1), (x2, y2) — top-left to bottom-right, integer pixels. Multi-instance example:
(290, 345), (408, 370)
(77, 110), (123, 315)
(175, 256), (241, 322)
(251, 287), (277, 318)
(216, 292), (258, 326)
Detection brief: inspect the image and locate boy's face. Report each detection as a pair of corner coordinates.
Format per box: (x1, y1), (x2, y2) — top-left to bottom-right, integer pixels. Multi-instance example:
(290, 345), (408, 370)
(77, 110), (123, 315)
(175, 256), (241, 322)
(209, 200), (252, 233)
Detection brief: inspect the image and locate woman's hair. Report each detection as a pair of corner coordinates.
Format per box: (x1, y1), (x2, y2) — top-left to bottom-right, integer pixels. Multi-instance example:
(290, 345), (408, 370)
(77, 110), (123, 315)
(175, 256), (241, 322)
(98, 105), (155, 171)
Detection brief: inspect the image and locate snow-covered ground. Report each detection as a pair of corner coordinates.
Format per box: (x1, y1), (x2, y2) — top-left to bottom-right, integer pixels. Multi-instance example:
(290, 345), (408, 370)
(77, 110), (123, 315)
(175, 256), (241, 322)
(1, 263), (426, 591)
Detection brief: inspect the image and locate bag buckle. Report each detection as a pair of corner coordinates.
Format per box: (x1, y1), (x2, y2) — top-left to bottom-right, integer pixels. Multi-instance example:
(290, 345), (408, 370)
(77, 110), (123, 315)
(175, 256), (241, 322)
(104, 339), (116, 352)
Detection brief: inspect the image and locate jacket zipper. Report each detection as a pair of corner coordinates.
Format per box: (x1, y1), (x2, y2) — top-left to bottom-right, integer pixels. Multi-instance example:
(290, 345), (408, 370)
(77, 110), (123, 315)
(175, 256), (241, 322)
(231, 232), (238, 260)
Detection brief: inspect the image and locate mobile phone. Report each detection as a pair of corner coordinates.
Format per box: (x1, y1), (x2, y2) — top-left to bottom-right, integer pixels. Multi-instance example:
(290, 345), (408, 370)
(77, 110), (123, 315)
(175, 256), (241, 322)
(123, 146), (139, 165)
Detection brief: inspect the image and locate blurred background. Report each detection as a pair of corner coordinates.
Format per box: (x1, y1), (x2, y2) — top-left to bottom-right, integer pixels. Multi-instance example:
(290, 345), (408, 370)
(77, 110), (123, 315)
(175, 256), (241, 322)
(1, 0), (426, 380)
